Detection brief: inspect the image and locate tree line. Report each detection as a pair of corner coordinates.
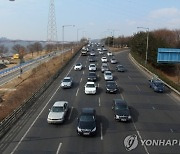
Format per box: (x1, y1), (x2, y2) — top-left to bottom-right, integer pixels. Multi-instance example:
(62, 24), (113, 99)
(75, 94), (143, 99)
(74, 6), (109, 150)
(103, 28), (180, 73)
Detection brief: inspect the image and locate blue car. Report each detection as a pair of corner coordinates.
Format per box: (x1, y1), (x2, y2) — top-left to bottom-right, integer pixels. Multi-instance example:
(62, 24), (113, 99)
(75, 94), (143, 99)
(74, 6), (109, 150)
(149, 79), (165, 92)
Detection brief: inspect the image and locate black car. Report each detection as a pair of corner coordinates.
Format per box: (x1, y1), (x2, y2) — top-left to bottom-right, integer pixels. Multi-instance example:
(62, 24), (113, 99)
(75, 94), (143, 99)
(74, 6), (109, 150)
(77, 108), (97, 136)
(89, 56), (96, 62)
(112, 99), (131, 122)
(106, 81), (118, 93)
(116, 65), (126, 72)
(88, 72), (97, 81)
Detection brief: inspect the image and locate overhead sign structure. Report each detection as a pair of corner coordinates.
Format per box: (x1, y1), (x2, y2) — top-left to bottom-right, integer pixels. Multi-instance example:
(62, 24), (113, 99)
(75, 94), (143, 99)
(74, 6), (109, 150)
(157, 48), (180, 63)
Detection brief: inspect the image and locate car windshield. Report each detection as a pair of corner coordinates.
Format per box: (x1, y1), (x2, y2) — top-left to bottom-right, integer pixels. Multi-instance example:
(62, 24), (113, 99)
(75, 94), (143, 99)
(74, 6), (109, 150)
(115, 104), (128, 110)
(80, 115), (95, 121)
(155, 82), (164, 87)
(86, 84), (95, 87)
(107, 82), (116, 87)
(89, 73), (95, 76)
(118, 65), (123, 68)
(106, 72), (112, 76)
(51, 106), (64, 112)
(63, 79), (70, 82)
(76, 64), (81, 66)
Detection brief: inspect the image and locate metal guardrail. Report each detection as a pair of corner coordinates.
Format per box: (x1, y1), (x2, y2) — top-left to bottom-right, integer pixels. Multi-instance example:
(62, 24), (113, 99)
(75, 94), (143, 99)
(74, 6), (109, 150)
(0, 48), (81, 139)
(129, 53), (180, 96)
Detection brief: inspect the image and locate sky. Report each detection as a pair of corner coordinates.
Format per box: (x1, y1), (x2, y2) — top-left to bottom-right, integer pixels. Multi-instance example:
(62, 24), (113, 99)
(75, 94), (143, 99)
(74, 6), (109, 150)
(0, 0), (180, 42)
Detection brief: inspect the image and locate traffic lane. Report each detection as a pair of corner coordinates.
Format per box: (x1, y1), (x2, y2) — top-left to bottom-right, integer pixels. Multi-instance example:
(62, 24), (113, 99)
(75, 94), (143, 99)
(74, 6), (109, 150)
(5, 80), (81, 153)
(139, 131), (180, 154)
(86, 55), (145, 153)
(114, 50), (180, 153)
(1, 51), (84, 153)
(59, 85), (103, 152)
(97, 66), (146, 153)
(58, 54), (106, 153)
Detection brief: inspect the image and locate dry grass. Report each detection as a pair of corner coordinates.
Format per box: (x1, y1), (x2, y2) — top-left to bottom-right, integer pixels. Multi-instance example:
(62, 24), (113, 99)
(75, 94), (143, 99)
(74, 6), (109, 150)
(0, 47), (81, 121)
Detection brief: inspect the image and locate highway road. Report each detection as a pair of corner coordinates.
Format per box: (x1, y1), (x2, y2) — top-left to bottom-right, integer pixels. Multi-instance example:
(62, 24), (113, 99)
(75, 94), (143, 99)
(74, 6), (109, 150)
(0, 49), (66, 86)
(0, 43), (180, 154)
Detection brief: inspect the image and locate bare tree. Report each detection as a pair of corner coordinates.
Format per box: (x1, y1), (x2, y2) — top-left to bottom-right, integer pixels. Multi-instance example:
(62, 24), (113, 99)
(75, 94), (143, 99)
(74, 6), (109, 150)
(0, 45), (9, 57)
(12, 44), (26, 63)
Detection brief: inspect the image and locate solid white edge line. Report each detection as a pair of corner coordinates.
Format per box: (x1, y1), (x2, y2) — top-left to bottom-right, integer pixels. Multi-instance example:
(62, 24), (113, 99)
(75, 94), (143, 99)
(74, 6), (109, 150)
(11, 83), (63, 154)
(56, 142), (62, 154)
(11, 50), (81, 154)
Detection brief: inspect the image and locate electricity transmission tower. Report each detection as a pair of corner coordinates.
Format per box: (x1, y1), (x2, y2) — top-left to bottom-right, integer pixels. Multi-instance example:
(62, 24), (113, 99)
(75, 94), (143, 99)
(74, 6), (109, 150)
(47, 0), (58, 43)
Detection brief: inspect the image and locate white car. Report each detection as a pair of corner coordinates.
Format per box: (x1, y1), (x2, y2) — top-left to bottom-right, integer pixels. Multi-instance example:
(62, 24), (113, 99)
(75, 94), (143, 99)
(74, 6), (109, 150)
(74, 63), (83, 70)
(107, 52), (113, 56)
(89, 64), (96, 71)
(104, 70), (113, 80)
(60, 77), (73, 88)
(47, 101), (69, 123)
(101, 57), (108, 62)
(84, 82), (97, 94)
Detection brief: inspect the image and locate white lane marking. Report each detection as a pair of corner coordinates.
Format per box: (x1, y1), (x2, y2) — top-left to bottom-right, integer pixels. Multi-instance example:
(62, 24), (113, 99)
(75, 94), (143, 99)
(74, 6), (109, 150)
(170, 129), (174, 133)
(56, 142), (62, 154)
(152, 106), (155, 110)
(10, 50), (81, 154)
(68, 107), (73, 120)
(136, 85), (141, 92)
(128, 76), (132, 80)
(80, 78), (82, 83)
(99, 97), (101, 107)
(76, 88), (79, 96)
(132, 119), (149, 154)
(10, 82), (63, 154)
(98, 83), (100, 88)
(166, 93), (179, 104)
(100, 123), (103, 140)
(120, 94), (124, 100)
(83, 71), (84, 75)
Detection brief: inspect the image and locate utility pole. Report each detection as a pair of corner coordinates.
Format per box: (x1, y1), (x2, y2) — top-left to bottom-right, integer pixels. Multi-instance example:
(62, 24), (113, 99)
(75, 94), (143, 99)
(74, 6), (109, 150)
(137, 27), (149, 66)
(47, 0), (58, 45)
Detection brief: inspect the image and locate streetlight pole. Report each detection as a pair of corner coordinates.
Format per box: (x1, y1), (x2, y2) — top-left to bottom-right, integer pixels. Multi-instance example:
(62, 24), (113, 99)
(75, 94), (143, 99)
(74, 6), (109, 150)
(137, 27), (149, 65)
(62, 25), (75, 52)
(62, 25), (75, 62)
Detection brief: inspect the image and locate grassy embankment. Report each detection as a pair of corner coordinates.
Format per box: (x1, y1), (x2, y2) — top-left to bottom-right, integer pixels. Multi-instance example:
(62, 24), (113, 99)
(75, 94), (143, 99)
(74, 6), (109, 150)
(0, 46), (82, 121)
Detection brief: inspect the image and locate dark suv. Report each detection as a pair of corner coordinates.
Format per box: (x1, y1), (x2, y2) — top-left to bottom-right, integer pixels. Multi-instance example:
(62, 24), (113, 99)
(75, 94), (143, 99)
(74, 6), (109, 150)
(77, 108), (97, 136)
(112, 99), (131, 122)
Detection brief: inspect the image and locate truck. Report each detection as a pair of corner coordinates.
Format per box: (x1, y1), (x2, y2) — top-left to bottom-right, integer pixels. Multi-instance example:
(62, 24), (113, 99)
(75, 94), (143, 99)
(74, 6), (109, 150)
(81, 49), (88, 56)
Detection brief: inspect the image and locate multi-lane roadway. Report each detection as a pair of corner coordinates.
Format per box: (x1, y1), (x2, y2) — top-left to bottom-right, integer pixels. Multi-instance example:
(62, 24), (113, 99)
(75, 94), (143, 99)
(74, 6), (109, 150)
(0, 44), (180, 154)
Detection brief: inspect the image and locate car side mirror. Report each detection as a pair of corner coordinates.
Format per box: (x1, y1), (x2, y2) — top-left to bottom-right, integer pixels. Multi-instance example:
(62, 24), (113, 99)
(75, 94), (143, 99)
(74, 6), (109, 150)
(49, 109), (51, 111)
(112, 106), (114, 110)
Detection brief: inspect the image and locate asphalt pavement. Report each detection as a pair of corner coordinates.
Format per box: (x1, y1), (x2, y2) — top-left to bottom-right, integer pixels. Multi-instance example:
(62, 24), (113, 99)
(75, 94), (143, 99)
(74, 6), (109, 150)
(0, 44), (180, 154)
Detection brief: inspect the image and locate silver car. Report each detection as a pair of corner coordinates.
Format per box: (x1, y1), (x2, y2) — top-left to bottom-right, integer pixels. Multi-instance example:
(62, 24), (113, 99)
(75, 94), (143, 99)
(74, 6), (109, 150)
(47, 101), (69, 123)
(104, 71), (113, 80)
(60, 77), (73, 88)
